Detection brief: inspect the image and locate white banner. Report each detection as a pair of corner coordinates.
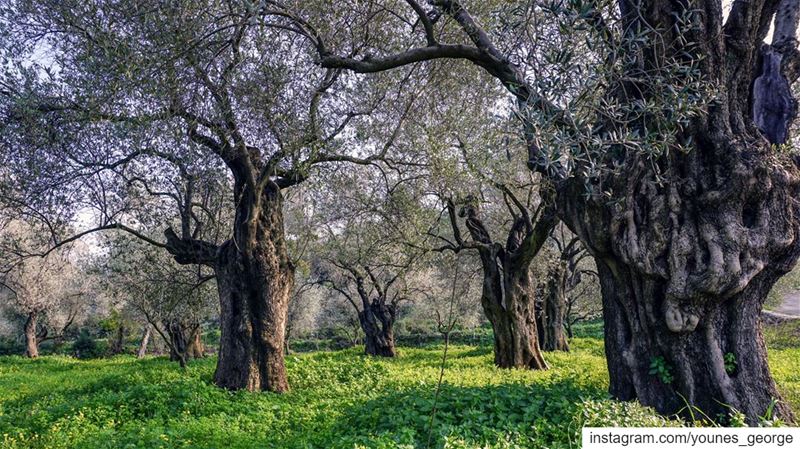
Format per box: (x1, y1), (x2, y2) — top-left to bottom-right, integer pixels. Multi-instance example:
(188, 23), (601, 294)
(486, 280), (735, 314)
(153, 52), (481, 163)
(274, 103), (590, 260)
(582, 427), (799, 449)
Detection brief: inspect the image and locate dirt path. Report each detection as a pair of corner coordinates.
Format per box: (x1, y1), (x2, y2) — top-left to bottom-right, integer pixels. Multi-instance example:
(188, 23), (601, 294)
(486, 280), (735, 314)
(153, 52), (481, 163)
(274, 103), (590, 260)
(773, 292), (800, 317)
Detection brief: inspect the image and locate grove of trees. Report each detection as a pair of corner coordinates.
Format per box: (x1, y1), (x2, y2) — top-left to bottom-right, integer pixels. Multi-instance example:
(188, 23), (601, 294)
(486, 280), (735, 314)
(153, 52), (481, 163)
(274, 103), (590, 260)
(0, 0), (798, 427)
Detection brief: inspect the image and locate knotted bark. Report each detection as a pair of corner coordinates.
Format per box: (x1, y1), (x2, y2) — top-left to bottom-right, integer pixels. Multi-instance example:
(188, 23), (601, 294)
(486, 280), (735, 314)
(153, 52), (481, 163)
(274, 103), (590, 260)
(164, 180), (293, 392)
(359, 299), (397, 357)
(454, 197), (557, 369)
(540, 0), (800, 424)
(558, 59), (800, 423)
(537, 261), (570, 352)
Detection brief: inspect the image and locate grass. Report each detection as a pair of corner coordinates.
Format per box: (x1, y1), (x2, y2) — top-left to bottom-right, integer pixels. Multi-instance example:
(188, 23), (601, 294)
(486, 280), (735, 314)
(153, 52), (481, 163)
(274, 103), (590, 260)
(0, 328), (797, 449)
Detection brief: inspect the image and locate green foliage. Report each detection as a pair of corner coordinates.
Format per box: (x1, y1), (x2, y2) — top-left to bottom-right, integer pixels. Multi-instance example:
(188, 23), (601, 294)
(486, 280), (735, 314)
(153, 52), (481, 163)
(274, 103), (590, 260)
(648, 356), (674, 385)
(570, 320), (604, 339)
(0, 331), (796, 449)
(0, 337), (24, 356)
(71, 330), (103, 360)
(724, 353), (737, 375)
(0, 339), (624, 449)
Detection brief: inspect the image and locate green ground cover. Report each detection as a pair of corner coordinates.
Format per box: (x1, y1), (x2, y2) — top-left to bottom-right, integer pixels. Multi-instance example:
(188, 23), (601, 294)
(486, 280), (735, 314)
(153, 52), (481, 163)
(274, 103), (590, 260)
(0, 325), (797, 449)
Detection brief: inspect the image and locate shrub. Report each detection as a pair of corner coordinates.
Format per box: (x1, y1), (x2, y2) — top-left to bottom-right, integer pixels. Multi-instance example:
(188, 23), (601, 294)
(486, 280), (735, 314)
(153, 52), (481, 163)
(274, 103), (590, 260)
(72, 329), (103, 359)
(0, 336), (24, 356)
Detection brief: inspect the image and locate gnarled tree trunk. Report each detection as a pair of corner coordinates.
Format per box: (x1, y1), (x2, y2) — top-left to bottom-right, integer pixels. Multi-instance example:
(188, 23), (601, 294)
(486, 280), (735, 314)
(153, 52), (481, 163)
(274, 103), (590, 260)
(554, 3), (800, 424)
(359, 300), (396, 357)
(593, 259), (794, 423)
(456, 200), (556, 370)
(481, 257), (547, 369)
(165, 319), (189, 367)
(24, 311), (38, 358)
(164, 179), (293, 392)
(537, 262), (569, 352)
(561, 139), (799, 423)
(212, 182), (293, 392)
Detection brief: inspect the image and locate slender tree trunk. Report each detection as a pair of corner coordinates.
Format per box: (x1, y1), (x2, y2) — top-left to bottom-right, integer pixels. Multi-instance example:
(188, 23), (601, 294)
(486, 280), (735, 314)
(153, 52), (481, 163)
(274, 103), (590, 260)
(24, 311), (38, 358)
(136, 326), (151, 359)
(538, 263), (569, 352)
(166, 319), (188, 364)
(359, 301), (396, 357)
(481, 261), (547, 369)
(109, 323), (126, 355)
(187, 327), (204, 359)
(213, 183), (293, 392)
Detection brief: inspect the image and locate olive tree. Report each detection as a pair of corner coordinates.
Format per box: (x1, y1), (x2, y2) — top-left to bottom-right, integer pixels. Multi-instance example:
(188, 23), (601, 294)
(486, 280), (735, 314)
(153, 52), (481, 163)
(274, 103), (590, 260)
(313, 167), (430, 357)
(0, 222), (92, 357)
(0, 0), (410, 391)
(98, 235), (216, 367)
(269, 0), (800, 421)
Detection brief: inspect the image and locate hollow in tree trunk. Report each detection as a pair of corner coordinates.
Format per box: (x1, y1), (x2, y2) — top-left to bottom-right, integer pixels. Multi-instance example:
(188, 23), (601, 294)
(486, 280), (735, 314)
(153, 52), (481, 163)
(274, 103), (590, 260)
(24, 311), (38, 358)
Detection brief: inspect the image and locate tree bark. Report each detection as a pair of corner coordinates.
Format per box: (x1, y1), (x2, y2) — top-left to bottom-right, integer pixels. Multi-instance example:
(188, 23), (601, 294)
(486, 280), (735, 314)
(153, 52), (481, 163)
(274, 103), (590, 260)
(546, 1), (800, 424)
(109, 323), (126, 355)
(594, 259), (795, 423)
(559, 139), (800, 423)
(211, 182), (292, 392)
(453, 198), (555, 370)
(136, 326), (151, 359)
(24, 311), (38, 358)
(537, 262), (570, 352)
(359, 301), (396, 357)
(187, 327), (204, 359)
(480, 252), (547, 369)
(165, 319), (188, 367)
(163, 178), (293, 392)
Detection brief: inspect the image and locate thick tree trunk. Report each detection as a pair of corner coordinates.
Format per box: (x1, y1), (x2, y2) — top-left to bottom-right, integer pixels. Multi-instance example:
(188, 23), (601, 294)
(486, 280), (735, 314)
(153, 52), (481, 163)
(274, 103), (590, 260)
(161, 173), (293, 391)
(546, 5), (800, 423)
(558, 128), (800, 423)
(24, 311), (38, 358)
(136, 326), (151, 359)
(482, 263), (547, 369)
(596, 260), (794, 423)
(359, 302), (396, 357)
(537, 263), (570, 352)
(212, 183), (293, 392)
